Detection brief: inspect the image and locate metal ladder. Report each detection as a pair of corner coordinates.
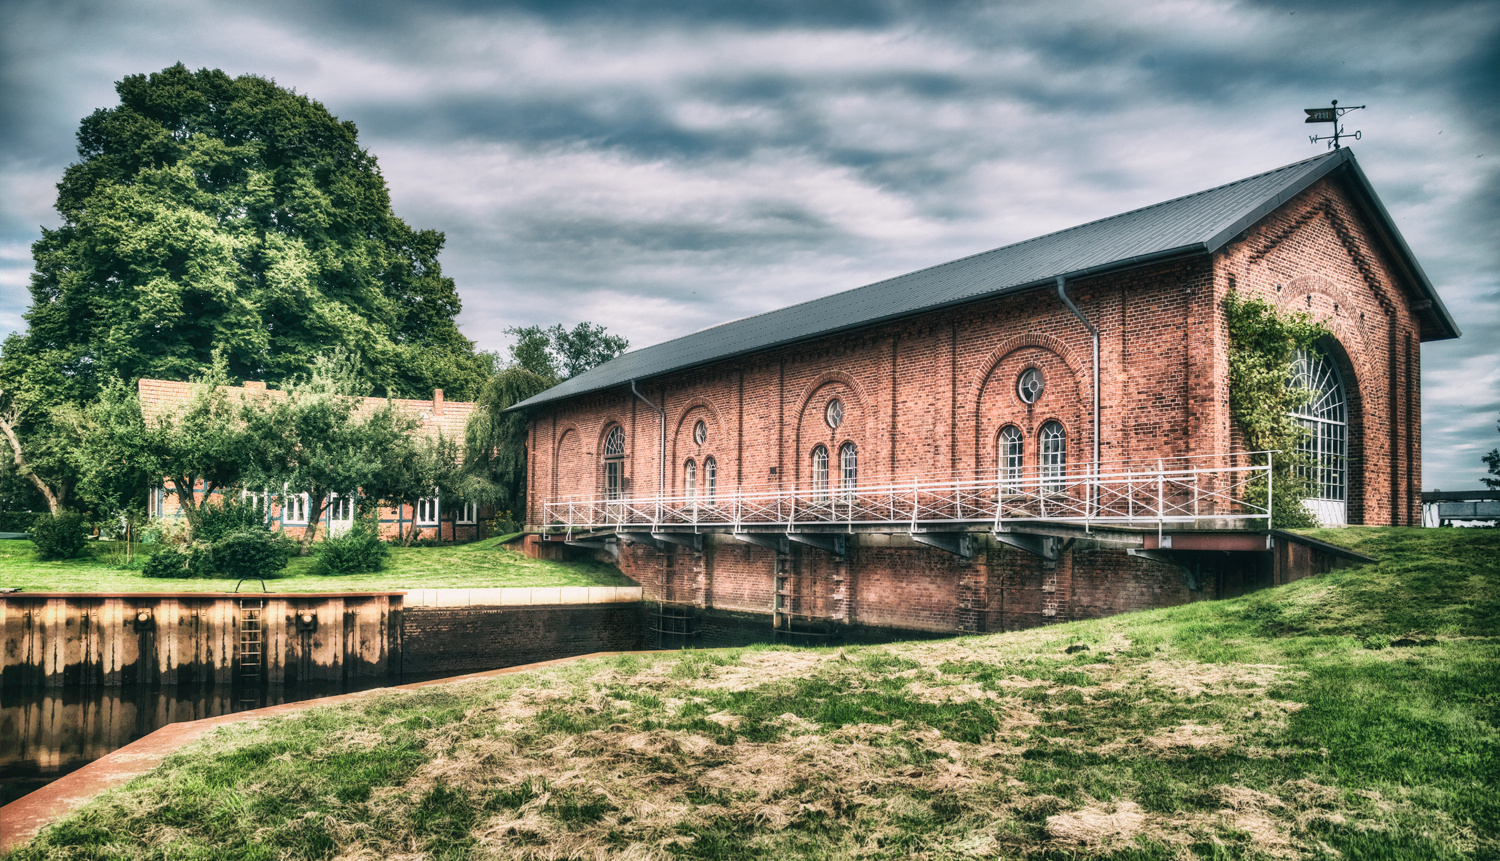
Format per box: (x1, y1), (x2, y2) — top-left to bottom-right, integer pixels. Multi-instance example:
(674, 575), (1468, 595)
(237, 599), (264, 705)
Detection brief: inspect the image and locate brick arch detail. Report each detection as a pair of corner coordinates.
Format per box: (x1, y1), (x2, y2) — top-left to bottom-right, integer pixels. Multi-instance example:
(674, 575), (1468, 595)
(594, 418), (629, 456)
(669, 397), (728, 493)
(966, 331), (1088, 409)
(670, 396), (727, 439)
(791, 370), (872, 485)
(1278, 273), (1375, 387)
(1249, 199), (1399, 317)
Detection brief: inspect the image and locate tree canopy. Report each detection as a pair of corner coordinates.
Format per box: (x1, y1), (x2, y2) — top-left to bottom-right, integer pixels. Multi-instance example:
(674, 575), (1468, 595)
(505, 322), (628, 381)
(4, 63), (488, 405)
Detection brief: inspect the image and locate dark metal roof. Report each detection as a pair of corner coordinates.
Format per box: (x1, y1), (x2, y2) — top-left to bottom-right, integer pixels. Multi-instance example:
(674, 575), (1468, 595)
(513, 148), (1457, 411)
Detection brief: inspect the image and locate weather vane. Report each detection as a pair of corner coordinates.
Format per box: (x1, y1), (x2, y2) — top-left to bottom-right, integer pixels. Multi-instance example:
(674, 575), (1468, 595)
(1305, 100), (1365, 149)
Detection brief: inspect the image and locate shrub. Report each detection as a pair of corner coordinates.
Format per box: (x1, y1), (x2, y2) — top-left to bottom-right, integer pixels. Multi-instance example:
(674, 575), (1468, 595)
(212, 529), (289, 580)
(142, 542), (215, 578)
(141, 517), (189, 546)
(194, 496), (270, 543)
(29, 511), (90, 560)
(311, 518), (389, 575)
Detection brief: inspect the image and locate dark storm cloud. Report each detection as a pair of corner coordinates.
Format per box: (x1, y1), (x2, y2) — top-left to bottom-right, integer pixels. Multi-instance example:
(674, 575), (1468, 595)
(1, 0), (1497, 488)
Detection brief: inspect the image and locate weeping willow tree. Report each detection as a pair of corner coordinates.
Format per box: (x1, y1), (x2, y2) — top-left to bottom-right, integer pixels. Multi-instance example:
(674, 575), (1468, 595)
(464, 368), (556, 525)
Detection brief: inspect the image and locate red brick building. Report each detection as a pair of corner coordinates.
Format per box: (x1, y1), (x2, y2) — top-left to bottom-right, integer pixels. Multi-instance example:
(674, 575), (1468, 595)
(514, 149), (1458, 639)
(138, 379), (484, 543)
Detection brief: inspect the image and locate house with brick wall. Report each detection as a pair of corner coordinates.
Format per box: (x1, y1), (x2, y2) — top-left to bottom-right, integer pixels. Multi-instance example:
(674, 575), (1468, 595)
(138, 379), (485, 543)
(510, 148), (1458, 641)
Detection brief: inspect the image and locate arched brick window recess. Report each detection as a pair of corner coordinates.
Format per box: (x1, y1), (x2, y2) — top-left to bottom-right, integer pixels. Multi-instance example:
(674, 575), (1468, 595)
(704, 456), (717, 506)
(684, 458), (697, 500)
(998, 425), (1023, 490)
(603, 425), (626, 500)
(839, 442), (858, 500)
(812, 445), (830, 501)
(1040, 421), (1066, 492)
(1290, 345), (1348, 526)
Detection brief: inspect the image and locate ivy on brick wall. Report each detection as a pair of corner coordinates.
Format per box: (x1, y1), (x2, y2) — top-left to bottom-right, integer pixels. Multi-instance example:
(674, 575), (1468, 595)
(1224, 290), (1330, 529)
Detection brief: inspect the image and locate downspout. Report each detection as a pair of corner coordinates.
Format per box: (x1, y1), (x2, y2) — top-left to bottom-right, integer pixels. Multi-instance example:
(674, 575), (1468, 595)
(1057, 276), (1101, 503)
(630, 379), (666, 497)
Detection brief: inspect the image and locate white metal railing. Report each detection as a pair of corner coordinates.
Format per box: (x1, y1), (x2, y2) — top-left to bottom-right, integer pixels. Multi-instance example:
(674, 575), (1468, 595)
(542, 452), (1274, 537)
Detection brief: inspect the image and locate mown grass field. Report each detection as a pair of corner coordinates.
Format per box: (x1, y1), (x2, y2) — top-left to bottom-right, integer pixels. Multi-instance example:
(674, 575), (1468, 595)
(0, 535), (633, 592)
(7, 527), (1498, 860)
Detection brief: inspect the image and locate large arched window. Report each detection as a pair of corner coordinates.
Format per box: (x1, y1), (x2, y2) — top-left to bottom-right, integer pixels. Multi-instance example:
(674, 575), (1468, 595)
(1290, 346), (1347, 525)
(812, 445), (830, 501)
(1040, 421), (1066, 491)
(998, 425), (1023, 489)
(839, 442), (858, 500)
(704, 456), (717, 506)
(684, 459), (697, 500)
(603, 425), (626, 500)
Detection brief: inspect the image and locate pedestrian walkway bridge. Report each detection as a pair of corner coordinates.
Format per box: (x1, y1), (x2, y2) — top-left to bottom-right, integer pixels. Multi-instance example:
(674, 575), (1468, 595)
(542, 453), (1275, 546)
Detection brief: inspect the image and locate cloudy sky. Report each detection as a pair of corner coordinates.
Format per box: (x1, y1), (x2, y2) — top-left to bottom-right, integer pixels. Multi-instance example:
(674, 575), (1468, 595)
(1, 0), (1495, 489)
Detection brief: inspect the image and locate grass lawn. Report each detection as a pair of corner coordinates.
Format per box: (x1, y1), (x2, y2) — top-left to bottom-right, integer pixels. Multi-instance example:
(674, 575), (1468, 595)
(0, 535), (634, 592)
(7, 527), (1498, 860)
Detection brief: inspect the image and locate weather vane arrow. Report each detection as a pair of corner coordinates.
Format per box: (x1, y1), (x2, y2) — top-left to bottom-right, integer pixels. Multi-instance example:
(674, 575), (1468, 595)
(1306, 99), (1365, 149)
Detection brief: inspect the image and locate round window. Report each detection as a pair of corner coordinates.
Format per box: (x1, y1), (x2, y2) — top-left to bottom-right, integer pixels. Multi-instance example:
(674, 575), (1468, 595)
(693, 420), (707, 446)
(825, 398), (844, 430)
(1017, 368), (1045, 404)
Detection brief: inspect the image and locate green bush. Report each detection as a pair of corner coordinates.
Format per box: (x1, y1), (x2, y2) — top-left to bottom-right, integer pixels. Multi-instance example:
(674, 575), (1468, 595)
(142, 542), (215, 578)
(29, 511), (90, 560)
(212, 529), (289, 580)
(310, 518), (389, 575)
(194, 496), (270, 543)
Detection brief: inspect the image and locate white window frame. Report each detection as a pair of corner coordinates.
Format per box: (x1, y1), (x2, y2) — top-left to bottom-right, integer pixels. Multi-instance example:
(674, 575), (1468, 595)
(457, 501), (478, 525)
(838, 442), (858, 501)
(998, 426), (1023, 491)
(150, 487), (167, 518)
(685, 459), (697, 500)
(1040, 422), (1066, 493)
(282, 488), (310, 525)
(704, 456), (717, 506)
(416, 493), (440, 526)
(812, 445), (830, 502)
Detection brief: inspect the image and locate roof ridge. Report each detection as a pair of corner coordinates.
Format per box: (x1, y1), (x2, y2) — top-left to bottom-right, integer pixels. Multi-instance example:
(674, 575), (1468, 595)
(570, 150), (1344, 368)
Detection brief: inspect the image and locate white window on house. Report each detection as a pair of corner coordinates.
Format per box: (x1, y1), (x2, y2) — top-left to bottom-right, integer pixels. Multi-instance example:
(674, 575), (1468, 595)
(812, 445), (830, 501)
(998, 426), (1023, 489)
(283, 489), (310, 524)
(1040, 421), (1066, 492)
(328, 493), (355, 537)
(839, 442), (858, 501)
(685, 459), (697, 502)
(242, 488), (270, 515)
(457, 501), (478, 524)
(825, 398), (844, 430)
(693, 419), (707, 446)
(150, 487), (167, 518)
(416, 494), (439, 526)
(704, 456), (717, 506)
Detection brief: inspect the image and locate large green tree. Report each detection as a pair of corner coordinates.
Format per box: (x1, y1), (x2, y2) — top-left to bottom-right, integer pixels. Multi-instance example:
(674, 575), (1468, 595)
(5, 63), (487, 404)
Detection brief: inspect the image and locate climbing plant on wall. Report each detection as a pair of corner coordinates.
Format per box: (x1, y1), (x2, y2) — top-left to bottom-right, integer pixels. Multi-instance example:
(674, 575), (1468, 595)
(1223, 290), (1330, 529)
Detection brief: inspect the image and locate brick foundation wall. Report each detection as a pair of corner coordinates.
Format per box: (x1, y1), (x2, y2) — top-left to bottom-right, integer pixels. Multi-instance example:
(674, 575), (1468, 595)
(401, 604), (645, 677)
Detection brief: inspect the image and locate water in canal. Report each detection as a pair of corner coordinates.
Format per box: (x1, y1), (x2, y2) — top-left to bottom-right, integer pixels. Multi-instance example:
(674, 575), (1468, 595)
(0, 679), (428, 807)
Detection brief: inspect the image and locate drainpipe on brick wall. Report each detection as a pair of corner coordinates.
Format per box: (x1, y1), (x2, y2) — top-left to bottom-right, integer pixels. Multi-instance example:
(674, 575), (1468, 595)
(1057, 275), (1101, 511)
(630, 379), (665, 498)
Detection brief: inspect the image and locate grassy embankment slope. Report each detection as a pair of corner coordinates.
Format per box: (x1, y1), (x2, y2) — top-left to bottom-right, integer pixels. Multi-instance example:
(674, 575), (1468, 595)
(7, 528), (1498, 860)
(0, 536), (633, 592)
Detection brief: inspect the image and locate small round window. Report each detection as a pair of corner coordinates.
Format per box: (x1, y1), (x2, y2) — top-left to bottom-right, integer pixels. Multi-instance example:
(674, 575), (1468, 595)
(693, 420), (707, 446)
(825, 398), (844, 430)
(1017, 368), (1045, 404)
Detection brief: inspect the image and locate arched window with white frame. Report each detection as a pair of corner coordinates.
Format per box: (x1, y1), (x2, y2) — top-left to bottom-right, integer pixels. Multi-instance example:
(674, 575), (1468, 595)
(1040, 422), (1066, 492)
(704, 456), (717, 506)
(839, 441), (858, 500)
(684, 458), (697, 500)
(1290, 345), (1348, 525)
(812, 445), (830, 501)
(998, 425), (1023, 490)
(603, 425), (626, 500)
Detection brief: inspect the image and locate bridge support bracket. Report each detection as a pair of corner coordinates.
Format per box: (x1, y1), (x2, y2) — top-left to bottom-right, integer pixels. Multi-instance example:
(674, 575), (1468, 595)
(651, 532), (704, 554)
(566, 536), (620, 561)
(733, 532), (791, 555)
(993, 530), (1060, 561)
(788, 533), (847, 560)
(910, 531), (976, 560)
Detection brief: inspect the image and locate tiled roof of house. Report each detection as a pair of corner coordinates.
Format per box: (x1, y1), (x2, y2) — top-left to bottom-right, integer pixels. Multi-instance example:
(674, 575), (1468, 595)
(137, 379), (475, 440)
(512, 147), (1457, 412)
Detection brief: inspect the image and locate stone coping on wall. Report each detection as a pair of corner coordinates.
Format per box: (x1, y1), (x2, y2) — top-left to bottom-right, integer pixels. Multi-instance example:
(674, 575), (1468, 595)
(0, 591), (409, 600)
(404, 586), (643, 607)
